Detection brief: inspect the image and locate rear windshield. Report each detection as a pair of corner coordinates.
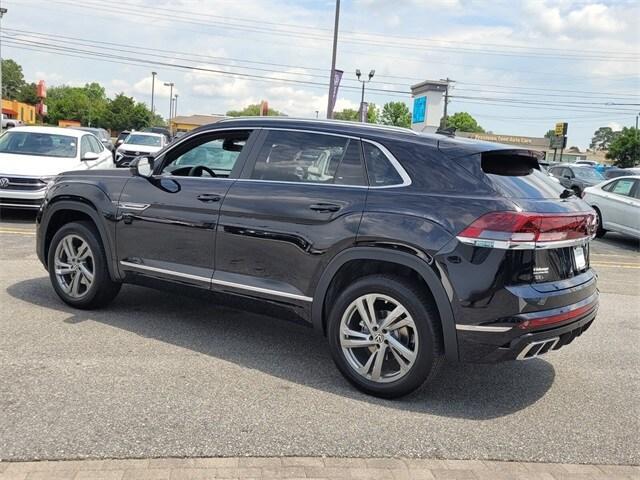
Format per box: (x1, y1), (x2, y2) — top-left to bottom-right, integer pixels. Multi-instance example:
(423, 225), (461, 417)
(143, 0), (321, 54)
(481, 152), (566, 199)
(573, 167), (604, 182)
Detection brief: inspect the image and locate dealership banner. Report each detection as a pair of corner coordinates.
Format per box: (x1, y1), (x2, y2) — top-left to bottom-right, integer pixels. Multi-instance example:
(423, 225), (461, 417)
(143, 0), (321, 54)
(329, 69), (343, 115)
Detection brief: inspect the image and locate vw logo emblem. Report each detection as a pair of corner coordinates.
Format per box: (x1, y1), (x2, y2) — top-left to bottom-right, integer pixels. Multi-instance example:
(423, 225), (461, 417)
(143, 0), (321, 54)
(0, 177), (9, 188)
(135, 152), (141, 156)
(373, 332), (384, 344)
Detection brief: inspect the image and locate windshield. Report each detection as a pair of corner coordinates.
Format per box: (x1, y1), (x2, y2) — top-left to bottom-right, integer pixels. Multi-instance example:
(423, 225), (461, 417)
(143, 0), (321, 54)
(574, 167), (604, 182)
(0, 131), (78, 158)
(124, 134), (162, 147)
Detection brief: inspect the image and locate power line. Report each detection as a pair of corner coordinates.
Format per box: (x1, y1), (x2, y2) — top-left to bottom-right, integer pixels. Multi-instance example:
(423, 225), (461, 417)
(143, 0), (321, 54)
(6, 28), (639, 101)
(13, 0), (640, 63)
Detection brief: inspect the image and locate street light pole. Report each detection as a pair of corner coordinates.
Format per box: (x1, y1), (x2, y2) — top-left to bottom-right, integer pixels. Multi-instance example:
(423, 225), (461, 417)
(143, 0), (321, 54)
(150, 71), (157, 117)
(0, 6), (7, 122)
(163, 82), (174, 131)
(326, 0), (340, 119)
(174, 94), (178, 120)
(355, 69), (375, 123)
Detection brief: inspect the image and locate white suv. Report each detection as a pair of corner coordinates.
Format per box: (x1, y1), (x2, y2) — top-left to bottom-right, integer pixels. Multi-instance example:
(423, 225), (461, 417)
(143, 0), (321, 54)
(0, 126), (113, 209)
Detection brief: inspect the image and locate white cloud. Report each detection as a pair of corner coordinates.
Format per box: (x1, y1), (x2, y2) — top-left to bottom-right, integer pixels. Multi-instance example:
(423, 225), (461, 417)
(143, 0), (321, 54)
(132, 76), (177, 98)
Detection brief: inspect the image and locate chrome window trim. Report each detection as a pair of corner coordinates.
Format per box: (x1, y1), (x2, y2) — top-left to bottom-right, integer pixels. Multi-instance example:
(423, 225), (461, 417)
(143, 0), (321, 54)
(119, 261), (313, 302)
(362, 138), (412, 188)
(456, 235), (592, 250)
(456, 324), (513, 332)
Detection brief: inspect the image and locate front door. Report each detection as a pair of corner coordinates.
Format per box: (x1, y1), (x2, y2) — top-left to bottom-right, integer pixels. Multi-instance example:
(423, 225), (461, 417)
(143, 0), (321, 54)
(116, 129), (257, 287)
(215, 129), (368, 303)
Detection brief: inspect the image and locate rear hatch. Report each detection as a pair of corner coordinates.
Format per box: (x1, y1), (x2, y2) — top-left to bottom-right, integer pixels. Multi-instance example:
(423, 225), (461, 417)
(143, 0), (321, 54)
(450, 149), (596, 288)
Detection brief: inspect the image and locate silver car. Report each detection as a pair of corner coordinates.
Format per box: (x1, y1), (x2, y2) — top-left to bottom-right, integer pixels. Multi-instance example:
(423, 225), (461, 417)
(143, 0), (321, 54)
(583, 176), (640, 240)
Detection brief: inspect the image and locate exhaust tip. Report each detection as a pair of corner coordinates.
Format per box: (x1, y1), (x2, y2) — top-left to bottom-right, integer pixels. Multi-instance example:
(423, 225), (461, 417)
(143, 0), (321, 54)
(517, 337), (560, 360)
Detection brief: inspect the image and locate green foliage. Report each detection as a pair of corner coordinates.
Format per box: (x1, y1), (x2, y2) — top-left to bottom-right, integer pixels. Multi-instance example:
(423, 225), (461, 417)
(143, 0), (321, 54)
(45, 84), (160, 131)
(544, 129), (555, 139)
(379, 102), (411, 128)
(334, 103), (378, 123)
(445, 112), (485, 133)
(17, 83), (39, 104)
(226, 103), (283, 117)
(606, 127), (639, 168)
(590, 126), (620, 151)
(1, 59), (26, 99)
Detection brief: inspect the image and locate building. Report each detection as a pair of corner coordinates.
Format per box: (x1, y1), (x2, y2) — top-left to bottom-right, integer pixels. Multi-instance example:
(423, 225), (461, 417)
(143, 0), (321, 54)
(409, 80), (448, 133)
(58, 120), (81, 128)
(169, 114), (226, 133)
(2, 99), (37, 124)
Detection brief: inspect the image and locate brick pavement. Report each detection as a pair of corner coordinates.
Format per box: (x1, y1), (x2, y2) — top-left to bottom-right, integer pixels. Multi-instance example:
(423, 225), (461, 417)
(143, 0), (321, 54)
(0, 457), (638, 480)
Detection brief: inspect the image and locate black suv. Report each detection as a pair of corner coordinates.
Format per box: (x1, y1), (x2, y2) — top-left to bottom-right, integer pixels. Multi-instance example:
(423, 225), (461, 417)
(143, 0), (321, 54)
(36, 118), (598, 398)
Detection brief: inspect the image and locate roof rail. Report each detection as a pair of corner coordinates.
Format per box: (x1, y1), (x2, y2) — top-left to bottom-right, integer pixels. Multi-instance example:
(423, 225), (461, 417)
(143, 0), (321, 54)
(217, 116), (419, 135)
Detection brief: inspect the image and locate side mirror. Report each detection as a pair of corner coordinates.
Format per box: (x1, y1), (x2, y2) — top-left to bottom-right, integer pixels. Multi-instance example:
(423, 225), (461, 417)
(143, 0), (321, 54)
(130, 156), (154, 178)
(82, 152), (100, 161)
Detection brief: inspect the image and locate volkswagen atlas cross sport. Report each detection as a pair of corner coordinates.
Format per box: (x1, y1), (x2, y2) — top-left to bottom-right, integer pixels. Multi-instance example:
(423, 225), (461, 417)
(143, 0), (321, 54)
(36, 118), (598, 398)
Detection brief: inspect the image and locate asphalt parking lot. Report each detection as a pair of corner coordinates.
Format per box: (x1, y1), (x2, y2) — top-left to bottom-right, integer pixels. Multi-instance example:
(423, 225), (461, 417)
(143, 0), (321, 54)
(0, 210), (638, 466)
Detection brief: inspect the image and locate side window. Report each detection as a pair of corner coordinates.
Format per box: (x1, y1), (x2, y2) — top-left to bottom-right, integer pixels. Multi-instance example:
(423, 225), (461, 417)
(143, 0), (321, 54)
(609, 179), (634, 197)
(88, 135), (104, 152)
(162, 131), (250, 177)
(250, 130), (365, 186)
(362, 142), (403, 187)
(80, 136), (92, 157)
(633, 181), (640, 200)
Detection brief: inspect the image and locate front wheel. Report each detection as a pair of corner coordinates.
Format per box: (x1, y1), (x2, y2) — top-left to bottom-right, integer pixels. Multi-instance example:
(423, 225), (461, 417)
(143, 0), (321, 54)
(327, 275), (443, 398)
(594, 208), (606, 238)
(48, 221), (121, 309)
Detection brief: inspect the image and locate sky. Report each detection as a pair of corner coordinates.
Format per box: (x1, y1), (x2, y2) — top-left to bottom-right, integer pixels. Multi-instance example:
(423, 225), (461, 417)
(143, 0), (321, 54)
(2, 0), (639, 148)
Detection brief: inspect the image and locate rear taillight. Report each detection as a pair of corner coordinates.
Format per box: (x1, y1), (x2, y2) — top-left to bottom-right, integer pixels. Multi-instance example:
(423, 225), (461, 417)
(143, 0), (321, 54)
(457, 211), (596, 249)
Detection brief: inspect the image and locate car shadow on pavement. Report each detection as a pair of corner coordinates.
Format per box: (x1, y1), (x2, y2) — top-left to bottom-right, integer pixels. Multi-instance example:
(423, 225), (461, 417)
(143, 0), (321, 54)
(7, 277), (555, 420)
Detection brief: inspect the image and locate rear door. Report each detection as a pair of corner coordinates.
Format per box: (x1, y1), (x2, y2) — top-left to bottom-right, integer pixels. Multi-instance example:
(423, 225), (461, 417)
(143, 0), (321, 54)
(215, 128), (368, 303)
(602, 178), (640, 235)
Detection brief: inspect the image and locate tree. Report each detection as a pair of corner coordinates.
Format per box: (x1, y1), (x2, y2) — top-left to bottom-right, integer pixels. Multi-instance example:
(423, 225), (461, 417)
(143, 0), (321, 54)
(606, 127), (639, 167)
(17, 83), (39, 104)
(544, 129), (555, 139)
(1, 59), (26, 99)
(445, 112), (484, 133)
(103, 93), (152, 131)
(226, 103), (283, 117)
(379, 101), (411, 128)
(333, 103), (378, 123)
(590, 126), (620, 151)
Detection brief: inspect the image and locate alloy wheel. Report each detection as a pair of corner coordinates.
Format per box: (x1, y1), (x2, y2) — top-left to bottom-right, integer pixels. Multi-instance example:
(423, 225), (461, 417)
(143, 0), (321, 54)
(339, 293), (419, 383)
(54, 234), (95, 299)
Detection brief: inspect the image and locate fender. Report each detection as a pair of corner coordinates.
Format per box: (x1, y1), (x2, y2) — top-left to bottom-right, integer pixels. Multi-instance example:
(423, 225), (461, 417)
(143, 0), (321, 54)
(312, 246), (459, 361)
(38, 197), (121, 282)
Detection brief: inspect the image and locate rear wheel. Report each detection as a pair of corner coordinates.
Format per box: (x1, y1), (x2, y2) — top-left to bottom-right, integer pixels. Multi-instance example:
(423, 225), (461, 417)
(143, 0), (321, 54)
(594, 207), (606, 238)
(48, 221), (121, 309)
(327, 275), (443, 398)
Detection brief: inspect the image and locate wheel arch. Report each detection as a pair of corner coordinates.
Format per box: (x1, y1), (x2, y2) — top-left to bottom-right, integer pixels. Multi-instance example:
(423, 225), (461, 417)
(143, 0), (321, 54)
(312, 247), (458, 361)
(40, 198), (120, 281)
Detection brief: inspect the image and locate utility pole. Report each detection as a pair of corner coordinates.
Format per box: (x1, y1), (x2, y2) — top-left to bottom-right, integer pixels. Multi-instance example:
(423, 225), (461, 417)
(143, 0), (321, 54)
(635, 113), (639, 164)
(326, 0), (340, 119)
(440, 77), (454, 129)
(150, 71), (157, 117)
(164, 82), (174, 131)
(0, 6), (7, 124)
(356, 69), (375, 123)
(173, 94), (178, 120)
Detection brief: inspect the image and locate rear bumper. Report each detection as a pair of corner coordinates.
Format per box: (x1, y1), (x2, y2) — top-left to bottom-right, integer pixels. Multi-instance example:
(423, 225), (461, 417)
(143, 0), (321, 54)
(456, 283), (598, 363)
(462, 307), (596, 363)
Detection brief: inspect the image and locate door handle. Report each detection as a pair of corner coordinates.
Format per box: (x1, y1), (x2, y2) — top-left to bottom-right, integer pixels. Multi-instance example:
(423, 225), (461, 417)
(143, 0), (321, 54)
(197, 193), (221, 202)
(309, 203), (341, 212)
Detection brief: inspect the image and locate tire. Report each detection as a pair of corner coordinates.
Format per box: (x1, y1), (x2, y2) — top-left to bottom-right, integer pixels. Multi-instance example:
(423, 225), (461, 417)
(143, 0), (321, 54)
(572, 186), (582, 197)
(594, 207), (606, 238)
(48, 221), (121, 309)
(327, 274), (443, 398)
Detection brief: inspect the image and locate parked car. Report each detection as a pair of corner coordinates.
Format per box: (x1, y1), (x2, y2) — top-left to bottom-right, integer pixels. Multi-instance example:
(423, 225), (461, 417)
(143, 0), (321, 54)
(114, 130), (130, 150)
(604, 167), (640, 179)
(583, 176), (640, 239)
(36, 118), (598, 398)
(73, 127), (115, 154)
(0, 126), (113, 209)
(548, 164), (605, 195)
(114, 132), (167, 167)
(142, 126), (172, 143)
(1, 114), (23, 129)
